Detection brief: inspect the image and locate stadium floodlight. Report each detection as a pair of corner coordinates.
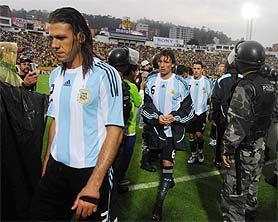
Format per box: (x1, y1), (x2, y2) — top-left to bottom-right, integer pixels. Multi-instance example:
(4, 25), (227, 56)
(241, 2), (259, 19)
(241, 2), (259, 40)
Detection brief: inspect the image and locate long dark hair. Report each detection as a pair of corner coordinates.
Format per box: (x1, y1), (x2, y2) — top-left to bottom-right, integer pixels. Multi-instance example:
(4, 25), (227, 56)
(48, 7), (93, 76)
(159, 49), (176, 65)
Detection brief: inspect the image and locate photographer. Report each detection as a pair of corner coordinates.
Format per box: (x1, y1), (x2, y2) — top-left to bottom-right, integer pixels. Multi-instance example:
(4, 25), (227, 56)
(18, 56), (38, 91)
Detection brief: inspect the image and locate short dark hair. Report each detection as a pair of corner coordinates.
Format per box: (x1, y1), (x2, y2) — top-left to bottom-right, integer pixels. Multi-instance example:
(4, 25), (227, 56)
(19, 55), (32, 63)
(158, 49), (176, 65)
(193, 60), (204, 68)
(48, 7), (93, 76)
(176, 65), (193, 76)
(176, 65), (187, 75)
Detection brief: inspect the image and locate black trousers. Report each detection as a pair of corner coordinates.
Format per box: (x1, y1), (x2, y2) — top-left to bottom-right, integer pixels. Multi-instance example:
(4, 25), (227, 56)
(30, 156), (112, 221)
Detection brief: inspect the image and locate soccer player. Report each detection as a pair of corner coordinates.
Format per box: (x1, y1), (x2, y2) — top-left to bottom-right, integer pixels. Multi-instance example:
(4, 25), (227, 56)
(142, 49), (194, 221)
(30, 7), (124, 221)
(186, 61), (212, 164)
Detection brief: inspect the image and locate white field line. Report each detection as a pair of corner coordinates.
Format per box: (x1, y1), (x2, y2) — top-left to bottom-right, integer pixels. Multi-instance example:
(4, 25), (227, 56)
(128, 160), (276, 191)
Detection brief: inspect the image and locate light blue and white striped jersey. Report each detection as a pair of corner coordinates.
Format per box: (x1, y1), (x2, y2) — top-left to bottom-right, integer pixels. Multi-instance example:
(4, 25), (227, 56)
(186, 75), (212, 115)
(47, 58), (124, 168)
(145, 73), (190, 137)
(209, 77), (218, 89)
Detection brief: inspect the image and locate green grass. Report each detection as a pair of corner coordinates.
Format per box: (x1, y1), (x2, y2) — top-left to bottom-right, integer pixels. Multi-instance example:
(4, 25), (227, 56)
(37, 75), (277, 222)
(36, 74), (50, 95)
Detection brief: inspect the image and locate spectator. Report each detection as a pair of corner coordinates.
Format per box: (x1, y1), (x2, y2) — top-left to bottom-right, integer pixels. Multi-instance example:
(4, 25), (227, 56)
(18, 56), (38, 91)
(2, 30), (277, 75)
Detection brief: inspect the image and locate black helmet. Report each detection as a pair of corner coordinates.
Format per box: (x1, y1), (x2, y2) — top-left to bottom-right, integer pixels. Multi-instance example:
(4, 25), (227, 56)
(108, 48), (129, 68)
(235, 41), (265, 73)
(108, 47), (139, 76)
(260, 64), (278, 81)
(152, 53), (160, 69)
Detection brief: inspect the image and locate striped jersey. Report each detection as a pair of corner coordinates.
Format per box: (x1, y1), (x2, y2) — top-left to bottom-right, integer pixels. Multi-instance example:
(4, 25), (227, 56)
(145, 73), (190, 137)
(209, 77), (218, 89)
(186, 75), (212, 115)
(47, 58), (124, 168)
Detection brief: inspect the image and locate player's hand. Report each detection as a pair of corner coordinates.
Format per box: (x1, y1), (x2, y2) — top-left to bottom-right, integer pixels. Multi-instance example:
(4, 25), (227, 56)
(41, 157), (49, 177)
(159, 115), (168, 125)
(165, 114), (174, 124)
(222, 155), (231, 168)
(71, 184), (100, 219)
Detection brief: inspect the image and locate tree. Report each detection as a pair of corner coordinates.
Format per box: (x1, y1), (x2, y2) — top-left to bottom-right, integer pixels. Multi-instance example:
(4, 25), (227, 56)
(10, 8), (232, 44)
(187, 38), (199, 45)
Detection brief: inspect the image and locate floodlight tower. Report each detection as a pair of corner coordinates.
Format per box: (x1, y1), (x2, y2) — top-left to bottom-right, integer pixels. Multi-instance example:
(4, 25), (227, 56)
(241, 2), (259, 40)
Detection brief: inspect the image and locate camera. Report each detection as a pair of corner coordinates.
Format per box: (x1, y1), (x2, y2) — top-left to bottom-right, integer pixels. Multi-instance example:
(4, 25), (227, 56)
(29, 63), (37, 74)
(260, 64), (278, 81)
(269, 68), (278, 81)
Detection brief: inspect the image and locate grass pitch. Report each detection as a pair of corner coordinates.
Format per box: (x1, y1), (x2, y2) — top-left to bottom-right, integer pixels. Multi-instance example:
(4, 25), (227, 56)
(37, 74), (277, 221)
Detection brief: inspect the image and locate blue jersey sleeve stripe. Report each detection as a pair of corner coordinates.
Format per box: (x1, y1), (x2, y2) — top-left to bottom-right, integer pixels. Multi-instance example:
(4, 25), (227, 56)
(102, 63), (119, 96)
(97, 61), (119, 96)
(95, 63), (115, 97)
(95, 63), (115, 96)
(99, 61), (119, 96)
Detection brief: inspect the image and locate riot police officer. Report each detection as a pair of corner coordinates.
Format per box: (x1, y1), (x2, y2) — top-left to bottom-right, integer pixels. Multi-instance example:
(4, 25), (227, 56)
(221, 41), (276, 221)
(211, 43), (244, 168)
(108, 47), (139, 192)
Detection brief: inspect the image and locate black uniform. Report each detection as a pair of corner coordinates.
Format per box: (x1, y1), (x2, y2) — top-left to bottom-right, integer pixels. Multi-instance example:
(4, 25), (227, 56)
(112, 80), (131, 185)
(211, 73), (243, 164)
(221, 72), (275, 221)
(140, 70), (160, 172)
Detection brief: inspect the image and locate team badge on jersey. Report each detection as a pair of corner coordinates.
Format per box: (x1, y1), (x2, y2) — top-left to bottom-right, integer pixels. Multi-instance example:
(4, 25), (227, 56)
(170, 89), (176, 96)
(78, 89), (91, 104)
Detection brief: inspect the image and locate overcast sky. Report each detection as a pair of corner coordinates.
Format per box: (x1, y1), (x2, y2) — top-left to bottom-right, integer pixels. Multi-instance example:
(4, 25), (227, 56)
(2, 0), (278, 47)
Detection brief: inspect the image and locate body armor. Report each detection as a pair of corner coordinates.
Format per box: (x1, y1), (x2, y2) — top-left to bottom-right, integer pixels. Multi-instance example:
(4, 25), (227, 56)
(122, 81), (131, 127)
(245, 73), (275, 141)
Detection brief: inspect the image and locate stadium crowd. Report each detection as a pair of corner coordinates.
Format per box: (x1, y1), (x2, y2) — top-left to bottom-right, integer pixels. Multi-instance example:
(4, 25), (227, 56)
(1, 30), (277, 76)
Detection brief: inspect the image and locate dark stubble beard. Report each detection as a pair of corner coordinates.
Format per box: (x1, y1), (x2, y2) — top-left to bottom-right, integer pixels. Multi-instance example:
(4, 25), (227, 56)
(63, 38), (81, 68)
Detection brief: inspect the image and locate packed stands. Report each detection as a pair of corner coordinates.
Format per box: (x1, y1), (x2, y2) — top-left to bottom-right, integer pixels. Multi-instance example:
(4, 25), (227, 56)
(1, 30), (277, 76)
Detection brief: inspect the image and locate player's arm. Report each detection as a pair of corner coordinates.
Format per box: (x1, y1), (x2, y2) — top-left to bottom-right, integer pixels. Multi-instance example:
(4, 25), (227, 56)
(170, 82), (195, 125)
(206, 78), (213, 105)
(170, 95), (195, 125)
(141, 82), (162, 126)
(41, 118), (55, 176)
(42, 71), (56, 176)
(72, 125), (122, 219)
